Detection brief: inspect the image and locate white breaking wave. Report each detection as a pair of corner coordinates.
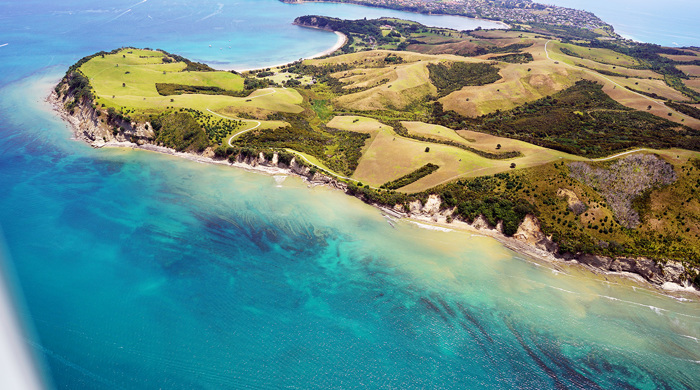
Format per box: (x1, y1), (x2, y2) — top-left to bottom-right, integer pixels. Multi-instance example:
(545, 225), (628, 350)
(196, 3), (224, 22)
(127, 0), (148, 8)
(409, 221), (452, 232)
(273, 175), (287, 187)
(109, 8), (131, 22)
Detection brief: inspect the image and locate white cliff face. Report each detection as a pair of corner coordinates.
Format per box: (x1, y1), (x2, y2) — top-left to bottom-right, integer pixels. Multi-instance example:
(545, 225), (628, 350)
(50, 88), (154, 147)
(52, 81), (699, 293)
(407, 195), (453, 223)
(397, 194), (698, 291)
(513, 215), (558, 252)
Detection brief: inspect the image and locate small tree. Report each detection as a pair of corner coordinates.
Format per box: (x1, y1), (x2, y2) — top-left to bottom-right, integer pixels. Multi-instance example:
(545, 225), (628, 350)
(122, 82), (125, 87)
(496, 144), (501, 150)
(510, 163), (516, 169)
(425, 147), (430, 153)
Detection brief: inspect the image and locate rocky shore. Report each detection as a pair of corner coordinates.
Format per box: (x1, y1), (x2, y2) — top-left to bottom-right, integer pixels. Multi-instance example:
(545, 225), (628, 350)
(49, 86), (699, 297)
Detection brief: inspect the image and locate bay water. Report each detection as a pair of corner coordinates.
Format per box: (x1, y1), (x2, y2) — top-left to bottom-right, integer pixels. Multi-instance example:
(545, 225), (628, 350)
(0, 0), (699, 388)
(543, 0), (700, 47)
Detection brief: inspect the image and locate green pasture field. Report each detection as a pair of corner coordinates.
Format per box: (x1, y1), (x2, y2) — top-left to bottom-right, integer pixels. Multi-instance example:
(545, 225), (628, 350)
(80, 48), (304, 121)
(550, 42), (639, 67)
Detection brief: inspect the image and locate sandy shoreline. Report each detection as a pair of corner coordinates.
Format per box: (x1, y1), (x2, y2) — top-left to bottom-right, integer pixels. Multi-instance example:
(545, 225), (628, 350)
(47, 65), (699, 299)
(234, 30), (347, 73)
(49, 90), (699, 298)
(91, 143), (700, 297)
(308, 31), (348, 59)
(404, 214), (700, 297)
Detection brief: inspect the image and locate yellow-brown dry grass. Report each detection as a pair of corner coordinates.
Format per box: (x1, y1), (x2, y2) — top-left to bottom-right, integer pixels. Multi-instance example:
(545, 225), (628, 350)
(605, 76), (686, 101)
(550, 42), (640, 67)
(684, 78), (700, 93)
(595, 77), (700, 129)
(660, 53), (700, 62)
(333, 62), (437, 111)
(307, 50), (459, 67)
(326, 116), (585, 192)
(440, 58), (580, 116)
(470, 30), (538, 40)
(678, 65), (700, 77)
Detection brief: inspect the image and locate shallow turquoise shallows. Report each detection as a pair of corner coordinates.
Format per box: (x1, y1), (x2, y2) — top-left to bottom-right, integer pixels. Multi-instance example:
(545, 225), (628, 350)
(0, 1), (699, 388)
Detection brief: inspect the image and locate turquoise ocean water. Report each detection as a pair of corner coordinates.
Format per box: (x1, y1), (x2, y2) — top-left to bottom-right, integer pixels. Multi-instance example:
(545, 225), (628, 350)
(0, 0), (699, 388)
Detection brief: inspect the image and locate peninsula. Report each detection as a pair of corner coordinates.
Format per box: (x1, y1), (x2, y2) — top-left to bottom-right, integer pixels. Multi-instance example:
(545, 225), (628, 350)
(52, 15), (700, 292)
(281, 0), (616, 38)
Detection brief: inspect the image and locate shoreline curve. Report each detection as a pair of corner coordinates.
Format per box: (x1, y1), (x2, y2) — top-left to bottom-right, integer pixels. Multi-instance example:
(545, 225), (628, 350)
(234, 30), (347, 73)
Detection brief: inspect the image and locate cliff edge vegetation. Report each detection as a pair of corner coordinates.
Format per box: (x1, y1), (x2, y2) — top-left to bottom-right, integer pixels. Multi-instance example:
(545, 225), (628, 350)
(53, 16), (700, 288)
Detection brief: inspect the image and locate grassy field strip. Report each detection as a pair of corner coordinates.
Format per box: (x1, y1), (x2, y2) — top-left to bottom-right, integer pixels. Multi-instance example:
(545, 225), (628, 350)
(205, 109), (262, 146)
(284, 149), (383, 189)
(410, 148), (672, 193)
(544, 40), (664, 107)
(87, 62), (177, 80)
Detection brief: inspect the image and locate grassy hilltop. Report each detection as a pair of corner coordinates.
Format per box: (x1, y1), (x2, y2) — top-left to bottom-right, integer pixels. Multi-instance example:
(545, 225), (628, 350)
(56, 16), (700, 275)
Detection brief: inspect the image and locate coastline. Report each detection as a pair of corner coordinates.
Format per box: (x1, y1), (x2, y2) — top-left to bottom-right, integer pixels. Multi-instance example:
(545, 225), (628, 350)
(405, 214), (700, 298)
(47, 86), (700, 298)
(308, 31), (348, 59)
(281, 0), (510, 30)
(234, 30), (347, 73)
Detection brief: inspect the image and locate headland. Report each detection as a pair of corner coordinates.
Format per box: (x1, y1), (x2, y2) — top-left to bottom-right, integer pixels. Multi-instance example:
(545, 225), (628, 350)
(50, 14), (700, 295)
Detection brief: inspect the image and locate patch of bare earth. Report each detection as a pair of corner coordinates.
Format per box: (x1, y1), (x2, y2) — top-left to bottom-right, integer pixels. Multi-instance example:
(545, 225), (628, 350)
(568, 154), (677, 228)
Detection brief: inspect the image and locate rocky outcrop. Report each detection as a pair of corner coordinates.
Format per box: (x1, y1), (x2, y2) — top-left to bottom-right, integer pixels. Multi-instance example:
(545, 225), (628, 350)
(52, 82), (698, 294)
(408, 194), (441, 216)
(574, 255), (693, 287)
(51, 77), (354, 194)
(513, 215), (558, 252)
(293, 16), (336, 32)
(399, 194), (698, 292)
(51, 80), (153, 147)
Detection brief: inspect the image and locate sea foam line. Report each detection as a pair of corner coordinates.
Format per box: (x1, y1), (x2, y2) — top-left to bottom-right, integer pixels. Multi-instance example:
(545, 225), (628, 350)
(599, 295), (700, 319)
(409, 221), (453, 232)
(197, 3), (224, 22)
(128, 0), (148, 7)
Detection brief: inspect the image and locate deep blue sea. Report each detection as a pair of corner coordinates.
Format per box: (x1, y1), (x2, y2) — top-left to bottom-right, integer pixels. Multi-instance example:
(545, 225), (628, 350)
(1, 1), (699, 389)
(544, 0), (700, 47)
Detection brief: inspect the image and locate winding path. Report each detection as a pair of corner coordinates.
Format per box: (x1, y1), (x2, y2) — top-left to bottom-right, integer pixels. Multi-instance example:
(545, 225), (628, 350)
(205, 109), (261, 147)
(208, 44), (666, 190)
(244, 88), (277, 99)
(591, 148), (652, 161)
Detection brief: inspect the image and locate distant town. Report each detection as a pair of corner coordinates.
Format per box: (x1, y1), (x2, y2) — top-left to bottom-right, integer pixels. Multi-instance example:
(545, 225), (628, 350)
(281, 0), (612, 32)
